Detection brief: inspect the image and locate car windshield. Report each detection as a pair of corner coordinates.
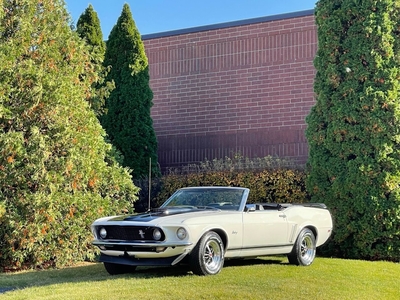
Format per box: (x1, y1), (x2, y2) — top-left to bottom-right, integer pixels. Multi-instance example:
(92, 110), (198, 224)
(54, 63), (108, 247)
(161, 188), (245, 211)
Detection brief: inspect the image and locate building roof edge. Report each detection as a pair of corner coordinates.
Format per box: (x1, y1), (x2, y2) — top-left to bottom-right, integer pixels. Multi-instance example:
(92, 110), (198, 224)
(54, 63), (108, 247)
(142, 9), (314, 40)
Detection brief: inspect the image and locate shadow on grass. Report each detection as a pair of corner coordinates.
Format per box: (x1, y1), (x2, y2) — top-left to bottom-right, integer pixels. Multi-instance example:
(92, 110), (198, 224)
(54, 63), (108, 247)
(0, 257), (287, 294)
(131, 256), (288, 277)
(224, 257), (288, 267)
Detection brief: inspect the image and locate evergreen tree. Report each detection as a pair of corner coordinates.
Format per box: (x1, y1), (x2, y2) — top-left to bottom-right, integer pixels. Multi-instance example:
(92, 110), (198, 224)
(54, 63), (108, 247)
(306, 0), (400, 260)
(76, 4), (112, 116)
(101, 4), (159, 179)
(0, 0), (139, 270)
(76, 4), (105, 55)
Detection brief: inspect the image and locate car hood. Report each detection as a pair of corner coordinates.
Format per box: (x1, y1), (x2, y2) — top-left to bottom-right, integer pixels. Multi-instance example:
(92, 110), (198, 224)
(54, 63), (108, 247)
(101, 207), (223, 224)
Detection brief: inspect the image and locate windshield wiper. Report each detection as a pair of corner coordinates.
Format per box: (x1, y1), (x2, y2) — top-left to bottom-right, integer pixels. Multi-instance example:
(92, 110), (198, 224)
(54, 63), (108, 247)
(196, 206), (220, 210)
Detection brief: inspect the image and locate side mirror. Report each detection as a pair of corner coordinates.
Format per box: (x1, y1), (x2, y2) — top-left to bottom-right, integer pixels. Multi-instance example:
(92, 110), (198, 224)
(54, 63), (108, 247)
(245, 204), (256, 212)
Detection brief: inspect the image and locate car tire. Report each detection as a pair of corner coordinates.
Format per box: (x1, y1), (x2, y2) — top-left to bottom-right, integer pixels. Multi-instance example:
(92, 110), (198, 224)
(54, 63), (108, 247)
(190, 231), (224, 275)
(287, 228), (316, 266)
(103, 262), (137, 275)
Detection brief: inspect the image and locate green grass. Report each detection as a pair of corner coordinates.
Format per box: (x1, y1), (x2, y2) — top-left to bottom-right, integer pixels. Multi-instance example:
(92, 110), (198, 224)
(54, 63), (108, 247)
(0, 257), (399, 300)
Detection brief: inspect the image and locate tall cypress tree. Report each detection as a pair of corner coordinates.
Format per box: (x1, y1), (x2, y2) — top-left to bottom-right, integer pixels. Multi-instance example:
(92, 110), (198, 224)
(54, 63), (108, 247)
(101, 4), (159, 179)
(306, 0), (400, 260)
(0, 0), (138, 270)
(76, 4), (112, 116)
(76, 4), (105, 55)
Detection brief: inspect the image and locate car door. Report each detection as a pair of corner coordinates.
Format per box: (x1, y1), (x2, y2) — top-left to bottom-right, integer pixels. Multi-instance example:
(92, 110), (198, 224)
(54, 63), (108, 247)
(242, 209), (289, 249)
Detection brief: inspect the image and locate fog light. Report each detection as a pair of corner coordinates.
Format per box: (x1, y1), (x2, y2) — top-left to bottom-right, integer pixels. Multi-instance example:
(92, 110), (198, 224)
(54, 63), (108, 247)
(99, 227), (107, 239)
(153, 228), (162, 241)
(177, 227), (187, 240)
(156, 247), (167, 253)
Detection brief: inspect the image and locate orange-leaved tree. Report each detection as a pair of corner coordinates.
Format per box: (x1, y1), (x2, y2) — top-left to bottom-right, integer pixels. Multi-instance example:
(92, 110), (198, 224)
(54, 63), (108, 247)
(0, 0), (138, 270)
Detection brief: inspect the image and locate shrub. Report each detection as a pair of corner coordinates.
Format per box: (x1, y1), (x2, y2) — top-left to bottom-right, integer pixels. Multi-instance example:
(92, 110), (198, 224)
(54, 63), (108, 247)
(150, 156), (308, 208)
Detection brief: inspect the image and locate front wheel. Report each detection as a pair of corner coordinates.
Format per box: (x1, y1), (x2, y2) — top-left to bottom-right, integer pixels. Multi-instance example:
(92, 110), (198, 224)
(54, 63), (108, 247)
(103, 262), (137, 275)
(190, 231), (224, 275)
(288, 228), (316, 266)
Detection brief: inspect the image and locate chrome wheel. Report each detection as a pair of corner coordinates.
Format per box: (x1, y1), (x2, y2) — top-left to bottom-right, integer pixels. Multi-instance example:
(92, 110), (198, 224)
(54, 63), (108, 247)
(190, 231), (224, 275)
(299, 232), (316, 265)
(202, 238), (223, 273)
(288, 228), (316, 266)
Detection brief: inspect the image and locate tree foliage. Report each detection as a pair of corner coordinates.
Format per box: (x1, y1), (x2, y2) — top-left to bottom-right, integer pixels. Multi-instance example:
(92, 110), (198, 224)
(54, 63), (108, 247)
(306, 0), (400, 260)
(101, 4), (159, 179)
(76, 4), (113, 116)
(154, 169), (308, 209)
(76, 4), (105, 55)
(0, 0), (139, 270)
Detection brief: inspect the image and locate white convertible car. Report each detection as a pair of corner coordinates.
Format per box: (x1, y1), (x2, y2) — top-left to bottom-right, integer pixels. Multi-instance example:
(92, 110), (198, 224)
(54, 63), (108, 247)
(91, 186), (333, 276)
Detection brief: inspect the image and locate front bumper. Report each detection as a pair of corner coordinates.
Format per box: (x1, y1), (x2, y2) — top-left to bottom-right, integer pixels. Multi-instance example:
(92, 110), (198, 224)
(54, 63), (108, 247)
(93, 240), (192, 250)
(92, 239), (193, 263)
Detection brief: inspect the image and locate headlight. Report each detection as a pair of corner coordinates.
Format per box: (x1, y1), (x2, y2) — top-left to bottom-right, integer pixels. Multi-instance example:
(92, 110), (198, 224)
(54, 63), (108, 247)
(153, 228), (162, 241)
(99, 227), (107, 239)
(176, 227), (187, 240)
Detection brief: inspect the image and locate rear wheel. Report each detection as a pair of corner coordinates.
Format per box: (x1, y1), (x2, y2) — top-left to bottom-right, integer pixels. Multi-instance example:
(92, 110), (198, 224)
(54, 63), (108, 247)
(190, 231), (224, 275)
(288, 228), (316, 266)
(103, 262), (137, 275)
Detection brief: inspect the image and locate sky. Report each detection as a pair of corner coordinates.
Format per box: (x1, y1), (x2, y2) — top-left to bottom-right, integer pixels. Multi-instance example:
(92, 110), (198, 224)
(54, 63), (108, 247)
(65, 0), (317, 38)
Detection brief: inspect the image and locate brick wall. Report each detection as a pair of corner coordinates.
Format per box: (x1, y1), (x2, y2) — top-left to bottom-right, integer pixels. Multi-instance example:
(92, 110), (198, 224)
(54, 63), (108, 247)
(143, 10), (317, 171)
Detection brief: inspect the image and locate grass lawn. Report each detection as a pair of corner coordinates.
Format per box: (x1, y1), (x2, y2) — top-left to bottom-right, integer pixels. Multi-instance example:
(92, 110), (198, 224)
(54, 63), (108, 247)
(0, 257), (398, 300)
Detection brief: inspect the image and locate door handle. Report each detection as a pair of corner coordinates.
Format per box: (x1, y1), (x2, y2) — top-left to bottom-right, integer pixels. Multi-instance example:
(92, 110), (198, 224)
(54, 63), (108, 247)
(279, 214), (286, 218)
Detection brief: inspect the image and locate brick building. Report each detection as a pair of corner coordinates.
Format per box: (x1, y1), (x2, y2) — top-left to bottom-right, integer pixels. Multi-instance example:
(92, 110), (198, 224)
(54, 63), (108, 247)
(142, 10), (318, 171)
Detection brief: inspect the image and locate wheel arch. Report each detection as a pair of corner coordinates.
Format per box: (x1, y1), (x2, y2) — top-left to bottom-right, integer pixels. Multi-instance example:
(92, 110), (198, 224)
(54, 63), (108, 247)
(205, 228), (228, 251)
(303, 225), (318, 241)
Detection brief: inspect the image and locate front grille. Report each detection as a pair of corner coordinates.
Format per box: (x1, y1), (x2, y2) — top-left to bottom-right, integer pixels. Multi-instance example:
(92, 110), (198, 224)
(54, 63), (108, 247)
(96, 226), (165, 241)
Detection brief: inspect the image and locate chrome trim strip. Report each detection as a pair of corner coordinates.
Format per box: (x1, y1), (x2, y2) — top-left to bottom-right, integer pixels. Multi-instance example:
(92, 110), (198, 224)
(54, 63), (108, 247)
(171, 249), (190, 265)
(92, 240), (192, 248)
(227, 244), (293, 251)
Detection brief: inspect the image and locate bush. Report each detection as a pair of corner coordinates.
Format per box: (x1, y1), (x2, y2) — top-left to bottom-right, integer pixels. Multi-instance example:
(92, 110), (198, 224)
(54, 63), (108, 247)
(166, 154), (299, 174)
(144, 155), (309, 209)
